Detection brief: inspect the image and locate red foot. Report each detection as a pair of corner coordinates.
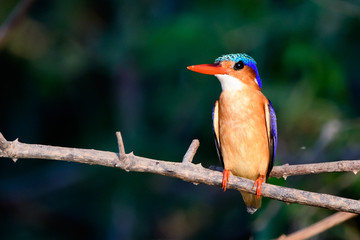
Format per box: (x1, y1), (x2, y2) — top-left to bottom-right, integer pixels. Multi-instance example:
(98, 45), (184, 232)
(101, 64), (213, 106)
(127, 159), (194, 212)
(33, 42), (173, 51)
(252, 175), (265, 199)
(222, 169), (230, 191)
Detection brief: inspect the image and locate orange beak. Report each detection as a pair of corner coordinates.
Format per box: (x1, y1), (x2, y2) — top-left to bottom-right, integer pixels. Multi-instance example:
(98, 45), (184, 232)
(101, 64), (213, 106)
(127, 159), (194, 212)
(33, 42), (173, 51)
(187, 64), (229, 75)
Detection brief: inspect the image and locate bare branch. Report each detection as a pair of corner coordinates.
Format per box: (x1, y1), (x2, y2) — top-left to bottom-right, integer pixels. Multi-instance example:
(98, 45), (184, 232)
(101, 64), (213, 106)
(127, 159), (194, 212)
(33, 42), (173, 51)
(116, 131), (126, 159)
(0, 0), (36, 49)
(211, 160), (360, 179)
(182, 139), (200, 164)
(277, 211), (358, 240)
(1, 132), (360, 214)
(270, 161), (360, 179)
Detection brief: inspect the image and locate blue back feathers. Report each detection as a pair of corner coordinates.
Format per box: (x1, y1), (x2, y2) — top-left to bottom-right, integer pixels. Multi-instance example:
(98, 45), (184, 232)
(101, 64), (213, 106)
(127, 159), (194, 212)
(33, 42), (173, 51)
(214, 53), (262, 89)
(268, 100), (278, 162)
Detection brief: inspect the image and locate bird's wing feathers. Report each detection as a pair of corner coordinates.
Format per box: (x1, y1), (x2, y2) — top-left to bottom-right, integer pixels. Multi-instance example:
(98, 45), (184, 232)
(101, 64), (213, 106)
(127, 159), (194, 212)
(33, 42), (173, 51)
(264, 100), (278, 180)
(212, 100), (224, 167)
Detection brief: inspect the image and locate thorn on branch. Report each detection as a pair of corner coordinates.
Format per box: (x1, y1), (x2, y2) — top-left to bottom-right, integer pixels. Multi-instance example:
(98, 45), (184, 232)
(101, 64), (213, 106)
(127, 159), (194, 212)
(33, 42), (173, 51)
(182, 139), (200, 164)
(0, 132), (17, 162)
(0, 132), (10, 151)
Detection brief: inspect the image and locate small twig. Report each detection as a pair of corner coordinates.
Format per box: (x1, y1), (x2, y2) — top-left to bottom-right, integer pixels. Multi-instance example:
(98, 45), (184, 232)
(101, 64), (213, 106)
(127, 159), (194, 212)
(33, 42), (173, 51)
(116, 131), (126, 159)
(277, 211), (358, 240)
(0, 0), (36, 49)
(182, 139), (200, 164)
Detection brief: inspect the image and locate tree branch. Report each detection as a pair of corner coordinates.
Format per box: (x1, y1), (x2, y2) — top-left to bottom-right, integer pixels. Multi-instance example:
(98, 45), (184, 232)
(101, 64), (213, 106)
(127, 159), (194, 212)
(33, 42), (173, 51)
(0, 0), (36, 49)
(209, 159), (360, 179)
(277, 211), (358, 240)
(270, 161), (360, 179)
(1, 132), (360, 214)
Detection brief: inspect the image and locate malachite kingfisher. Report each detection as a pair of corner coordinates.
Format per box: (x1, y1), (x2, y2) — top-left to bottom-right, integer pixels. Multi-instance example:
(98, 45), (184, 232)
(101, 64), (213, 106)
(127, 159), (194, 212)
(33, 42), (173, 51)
(187, 53), (277, 214)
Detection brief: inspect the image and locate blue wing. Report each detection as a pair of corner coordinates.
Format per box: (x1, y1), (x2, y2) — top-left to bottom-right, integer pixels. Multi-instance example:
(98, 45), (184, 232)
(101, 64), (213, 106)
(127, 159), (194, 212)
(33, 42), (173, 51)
(212, 101), (223, 167)
(266, 100), (277, 179)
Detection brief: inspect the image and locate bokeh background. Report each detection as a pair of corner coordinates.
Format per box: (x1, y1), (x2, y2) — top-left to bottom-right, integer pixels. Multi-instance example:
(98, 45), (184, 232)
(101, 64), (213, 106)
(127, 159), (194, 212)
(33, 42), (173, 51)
(1, 0), (360, 239)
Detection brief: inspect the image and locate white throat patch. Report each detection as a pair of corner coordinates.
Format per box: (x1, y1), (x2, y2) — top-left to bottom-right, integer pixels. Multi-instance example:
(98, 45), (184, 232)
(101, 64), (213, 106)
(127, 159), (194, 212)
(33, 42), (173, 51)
(215, 74), (245, 91)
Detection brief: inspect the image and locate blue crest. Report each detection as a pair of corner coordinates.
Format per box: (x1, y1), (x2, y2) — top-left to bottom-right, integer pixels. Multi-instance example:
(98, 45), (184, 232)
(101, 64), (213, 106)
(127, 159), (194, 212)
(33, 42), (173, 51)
(214, 53), (262, 88)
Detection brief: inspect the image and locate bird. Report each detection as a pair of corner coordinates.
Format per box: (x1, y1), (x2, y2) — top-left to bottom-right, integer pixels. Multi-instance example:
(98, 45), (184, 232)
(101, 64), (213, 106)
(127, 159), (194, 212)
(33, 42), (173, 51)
(187, 53), (277, 214)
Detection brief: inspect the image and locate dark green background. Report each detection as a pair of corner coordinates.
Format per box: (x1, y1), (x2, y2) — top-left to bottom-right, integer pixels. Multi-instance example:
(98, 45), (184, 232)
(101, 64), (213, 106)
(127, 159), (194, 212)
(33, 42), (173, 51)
(1, 0), (360, 239)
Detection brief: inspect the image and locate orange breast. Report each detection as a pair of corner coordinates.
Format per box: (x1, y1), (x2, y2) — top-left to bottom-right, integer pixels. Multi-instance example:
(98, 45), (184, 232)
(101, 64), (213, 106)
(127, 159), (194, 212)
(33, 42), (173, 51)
(218, 89), (269, 180)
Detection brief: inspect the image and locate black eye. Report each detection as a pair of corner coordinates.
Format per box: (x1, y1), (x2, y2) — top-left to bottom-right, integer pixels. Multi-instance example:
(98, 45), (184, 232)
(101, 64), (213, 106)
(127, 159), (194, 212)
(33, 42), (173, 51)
(233, 61), (244, 70)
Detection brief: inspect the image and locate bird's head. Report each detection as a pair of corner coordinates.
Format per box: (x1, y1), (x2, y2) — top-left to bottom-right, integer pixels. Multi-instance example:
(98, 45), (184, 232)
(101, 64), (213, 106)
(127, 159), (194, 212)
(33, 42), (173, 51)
(187, 53), (262, 91)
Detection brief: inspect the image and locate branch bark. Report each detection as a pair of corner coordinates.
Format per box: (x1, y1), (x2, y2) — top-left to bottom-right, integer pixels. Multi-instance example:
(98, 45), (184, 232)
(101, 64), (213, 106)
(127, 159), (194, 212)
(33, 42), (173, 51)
(277, 211), (358, 240)
(1, 132), (360, 214)
(270, 161), (360, 179)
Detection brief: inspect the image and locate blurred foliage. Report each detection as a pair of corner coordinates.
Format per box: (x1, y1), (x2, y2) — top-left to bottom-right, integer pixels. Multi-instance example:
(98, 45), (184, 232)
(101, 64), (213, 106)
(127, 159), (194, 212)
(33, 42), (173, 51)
(1, 0), (360, 239)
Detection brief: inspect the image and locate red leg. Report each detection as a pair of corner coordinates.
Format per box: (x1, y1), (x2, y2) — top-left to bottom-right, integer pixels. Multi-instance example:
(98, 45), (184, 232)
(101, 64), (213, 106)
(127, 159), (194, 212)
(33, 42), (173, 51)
(252, 175), (265, 199)
(222, 169), (230, 191)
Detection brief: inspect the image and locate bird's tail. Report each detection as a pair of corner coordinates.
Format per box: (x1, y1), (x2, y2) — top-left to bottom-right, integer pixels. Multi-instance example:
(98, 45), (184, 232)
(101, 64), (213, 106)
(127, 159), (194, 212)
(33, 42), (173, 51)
(240, 191), (261, 214)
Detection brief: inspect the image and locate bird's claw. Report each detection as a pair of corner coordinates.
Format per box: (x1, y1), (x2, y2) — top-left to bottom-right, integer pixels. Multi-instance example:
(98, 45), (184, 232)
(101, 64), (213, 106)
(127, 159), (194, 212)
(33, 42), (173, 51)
(252, 175), (265, 199)
(222, 169), (230, 191)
